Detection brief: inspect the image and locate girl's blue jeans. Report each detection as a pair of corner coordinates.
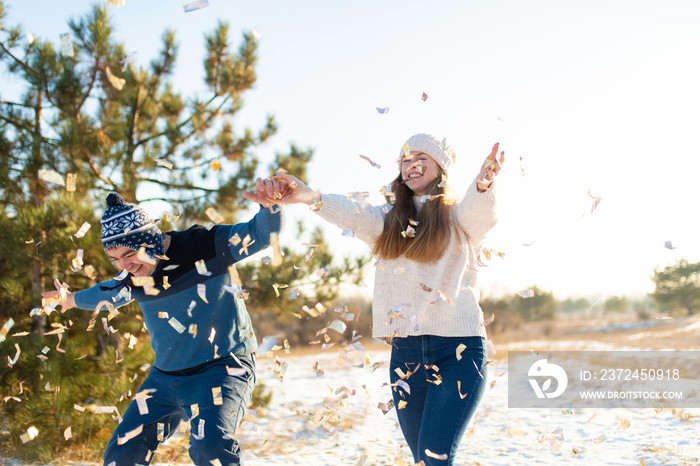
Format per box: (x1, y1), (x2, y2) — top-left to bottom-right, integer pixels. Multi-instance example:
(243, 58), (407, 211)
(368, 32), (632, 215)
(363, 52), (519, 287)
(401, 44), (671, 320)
(103, 354), (255, 466)
(390, 335), (487, 466)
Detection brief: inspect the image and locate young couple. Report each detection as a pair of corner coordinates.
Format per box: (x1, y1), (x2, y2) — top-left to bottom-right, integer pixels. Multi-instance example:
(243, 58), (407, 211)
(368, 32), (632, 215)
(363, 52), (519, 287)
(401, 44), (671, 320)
(44, 133), (504, 465)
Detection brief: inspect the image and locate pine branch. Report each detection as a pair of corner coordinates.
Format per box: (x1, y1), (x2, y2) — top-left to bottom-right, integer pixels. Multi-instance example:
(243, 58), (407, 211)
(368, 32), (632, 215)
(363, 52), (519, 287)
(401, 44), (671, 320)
(134, 176), (218, 192)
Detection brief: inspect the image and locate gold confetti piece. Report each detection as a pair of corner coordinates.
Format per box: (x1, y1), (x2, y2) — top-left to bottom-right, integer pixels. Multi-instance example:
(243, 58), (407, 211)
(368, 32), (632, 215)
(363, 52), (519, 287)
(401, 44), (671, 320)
(269, 232), (283, 266)
(0, 318), (14, 343)
(506, 428), (527, 437)
(204, 207), (225, 224)
(212, 387), (223, 405)
(157, 422), (164, 441)
(197, 284), (208, 303)
(359, 154), (381, 169)
(619, 419), (630, 430)
(457, 380), (468, 399)
(517, 289), (535, 298)
(456, 343), (466, 361)
(155, 159), (174, 170)
(59, 33), (73, 57)
(425, 449), (448, 460)
(376, 107), (389, 114)
(131, 276), (155, 288)
(210, 158), (221, 171)
(588, 190), (602, 213)
(38, 168), (65, 186)
(105, 66), (125, 90)
(238, 235), (255, 255)
(108, 0), (125, 6)
(188, 324), (197, 338)
(118, 424), (143, 445)
(562, 409), (574, 415)
(158, 311), (169, 319)
(190, 403), (199, 419)
(421, 92), (428, 101)
(168, 317), (186, 334)
(66, 173), (77, 192)
(194, 259), (212, 276)
(397, 400), (407, 410)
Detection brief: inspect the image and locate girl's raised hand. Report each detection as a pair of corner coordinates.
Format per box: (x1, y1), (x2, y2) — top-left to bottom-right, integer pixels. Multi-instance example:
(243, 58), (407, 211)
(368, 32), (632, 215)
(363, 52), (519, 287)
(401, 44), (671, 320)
(477, 143), (505, 192)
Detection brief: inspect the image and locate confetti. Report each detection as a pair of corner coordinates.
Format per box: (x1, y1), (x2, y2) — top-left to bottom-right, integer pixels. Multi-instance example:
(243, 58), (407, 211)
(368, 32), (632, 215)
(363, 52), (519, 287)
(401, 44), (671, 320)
(377, 399), (394, 414)
(168, 317), (186, 334)
(376, 107), (389, 114)
(59, 33), (73, 57)
(517, 289), (535, 298)
(204, 207), (225, 224)
(421, 92), (428, 101)
(108, 0), (125, 5)
(210, 158), (222, 171)
(269, 232), (283, 266)
(195, 259), (212, 276)
(66, 173), (77, 192)
(20, 426), (39, 444)
(212, 386), (223, 405)
(105, 66), (125, 90)
(63, 426), (72, 441)
(664, 240), (676, 250)
(420, 194), (444, 203)
(238, 235), (255, 255)
(328, 319), (347, 334)
(425, 450), (448, 460)
(197, 283), (208, 303)
(457, 380), (468, 399)
(455, 343), (466, 361)
(208, 328), (216, 343)
(587, 190), (601, 213)
(0, 318), (14, 343)
(118, 424), (143, 445)
(155, 159), (173, 170)
(38, 168), (65, 186)
(359, 154), (381, 169)
(184, 0), (209, 12)
(257, 335), (276, 355)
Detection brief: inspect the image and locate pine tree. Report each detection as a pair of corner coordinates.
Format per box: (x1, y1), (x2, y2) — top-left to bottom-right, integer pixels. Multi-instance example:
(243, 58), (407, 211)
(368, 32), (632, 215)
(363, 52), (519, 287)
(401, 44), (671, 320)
(0, 2), (368, 459)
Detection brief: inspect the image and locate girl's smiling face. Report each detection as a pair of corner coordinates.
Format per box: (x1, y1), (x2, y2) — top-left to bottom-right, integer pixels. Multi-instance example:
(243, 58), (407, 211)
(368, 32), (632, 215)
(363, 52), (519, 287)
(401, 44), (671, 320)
(401, 151), (440, 196)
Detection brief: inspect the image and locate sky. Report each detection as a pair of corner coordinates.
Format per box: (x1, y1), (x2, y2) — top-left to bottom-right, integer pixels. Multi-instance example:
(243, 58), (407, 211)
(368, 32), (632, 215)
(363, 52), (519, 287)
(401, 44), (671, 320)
(3, 0), (700, 300)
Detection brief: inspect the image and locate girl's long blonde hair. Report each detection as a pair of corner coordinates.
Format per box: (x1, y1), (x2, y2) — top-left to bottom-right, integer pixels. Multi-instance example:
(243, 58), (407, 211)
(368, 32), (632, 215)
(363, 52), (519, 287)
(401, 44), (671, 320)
(372, 170), (457, 262)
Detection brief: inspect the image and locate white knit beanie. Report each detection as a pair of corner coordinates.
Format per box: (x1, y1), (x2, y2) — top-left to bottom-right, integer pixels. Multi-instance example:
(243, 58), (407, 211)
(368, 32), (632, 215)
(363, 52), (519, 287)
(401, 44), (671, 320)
(398, 133), (456, 176)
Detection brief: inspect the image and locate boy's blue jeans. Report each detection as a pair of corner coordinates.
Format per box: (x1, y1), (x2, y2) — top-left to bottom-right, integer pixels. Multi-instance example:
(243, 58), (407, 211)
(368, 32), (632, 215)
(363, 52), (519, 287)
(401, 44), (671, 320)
(103, 354), (255, 466)
(390, 335), (487, 466)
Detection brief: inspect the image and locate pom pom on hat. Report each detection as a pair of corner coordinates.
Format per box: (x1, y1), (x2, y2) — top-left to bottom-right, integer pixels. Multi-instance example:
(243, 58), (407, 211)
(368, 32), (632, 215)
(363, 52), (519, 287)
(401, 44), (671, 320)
(100, 193), (164, 259)
(398, 133), (456, 176)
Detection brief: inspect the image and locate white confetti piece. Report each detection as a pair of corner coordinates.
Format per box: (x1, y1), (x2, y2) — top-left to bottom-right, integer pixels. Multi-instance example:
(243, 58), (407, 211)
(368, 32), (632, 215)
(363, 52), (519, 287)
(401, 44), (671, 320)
(38, 168), (65, 186)
(184, 0), (209, 12)
(376, 107), (389, 114)
(257, 335), (276, 354)
(117, 424), (143, 444)
(517, 289), (535, 298)
(197, 283), (208, 303)
(59, 33), (73, 57)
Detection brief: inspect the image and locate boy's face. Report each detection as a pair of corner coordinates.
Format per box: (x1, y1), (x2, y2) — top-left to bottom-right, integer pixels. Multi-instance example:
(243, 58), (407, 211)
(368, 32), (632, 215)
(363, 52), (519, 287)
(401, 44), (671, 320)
(106, 245), (158, 277)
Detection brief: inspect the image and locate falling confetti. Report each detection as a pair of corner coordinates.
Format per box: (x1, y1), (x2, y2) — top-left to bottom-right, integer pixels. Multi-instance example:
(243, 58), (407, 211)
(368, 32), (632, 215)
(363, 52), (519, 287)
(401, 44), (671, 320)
(455, 343), (466, 361)
(269, 232), (283, 266)
(425, 450), (448, 460)
(66, 173), (77, 192)
(587, 190), (601, 213)
(359, 154), (381, 169)
(155, 159), (174, 170)
(376, 107), (389, 114)
(105, 66), (125, 90)
(204, 207), (225, 224)
(59, 33), (73, 57)
(517, 289), (535, 298)
(38, 169), (65, 186)
(421, 92), (428, 101)
(184, 0), (209, 12)
(664, 240), (676, 250)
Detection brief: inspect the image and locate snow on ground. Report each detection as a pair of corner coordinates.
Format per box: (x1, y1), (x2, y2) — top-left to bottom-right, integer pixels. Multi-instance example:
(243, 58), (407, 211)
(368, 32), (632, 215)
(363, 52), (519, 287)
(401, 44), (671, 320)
(227, 338), (700, 466)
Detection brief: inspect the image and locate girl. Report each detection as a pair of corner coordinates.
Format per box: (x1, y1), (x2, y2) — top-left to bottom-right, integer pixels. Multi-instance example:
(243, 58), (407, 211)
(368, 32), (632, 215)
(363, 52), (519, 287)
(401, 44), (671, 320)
(255, 133), (503, 465)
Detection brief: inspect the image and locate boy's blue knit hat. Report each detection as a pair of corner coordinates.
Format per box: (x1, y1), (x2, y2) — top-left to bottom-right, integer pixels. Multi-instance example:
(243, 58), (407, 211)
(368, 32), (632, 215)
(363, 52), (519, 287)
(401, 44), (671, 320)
(100, 193), (164, 258)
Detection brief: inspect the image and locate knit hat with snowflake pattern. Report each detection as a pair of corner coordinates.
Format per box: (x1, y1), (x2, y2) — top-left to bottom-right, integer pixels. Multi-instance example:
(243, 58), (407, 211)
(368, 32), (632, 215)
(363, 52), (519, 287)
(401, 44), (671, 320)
(100, 193), (164, 259)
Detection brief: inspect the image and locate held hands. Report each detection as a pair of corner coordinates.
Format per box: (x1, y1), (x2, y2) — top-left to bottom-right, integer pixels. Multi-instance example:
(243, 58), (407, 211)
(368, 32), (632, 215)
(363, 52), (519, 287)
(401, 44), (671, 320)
(41, 278), (76, 312)
(242, 174), (320, 206)
(476, 143), (505, 192)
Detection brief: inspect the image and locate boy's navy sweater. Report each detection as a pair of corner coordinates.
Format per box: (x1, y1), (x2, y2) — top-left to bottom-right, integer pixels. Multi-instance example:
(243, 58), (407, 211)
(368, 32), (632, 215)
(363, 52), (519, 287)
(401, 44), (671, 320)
(74, 206), (283, 372)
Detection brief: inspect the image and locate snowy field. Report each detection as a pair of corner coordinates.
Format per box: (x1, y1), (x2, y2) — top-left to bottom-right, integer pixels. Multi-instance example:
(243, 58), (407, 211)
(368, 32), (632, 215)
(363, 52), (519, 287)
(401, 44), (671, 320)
(151, 314), (700, 464)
